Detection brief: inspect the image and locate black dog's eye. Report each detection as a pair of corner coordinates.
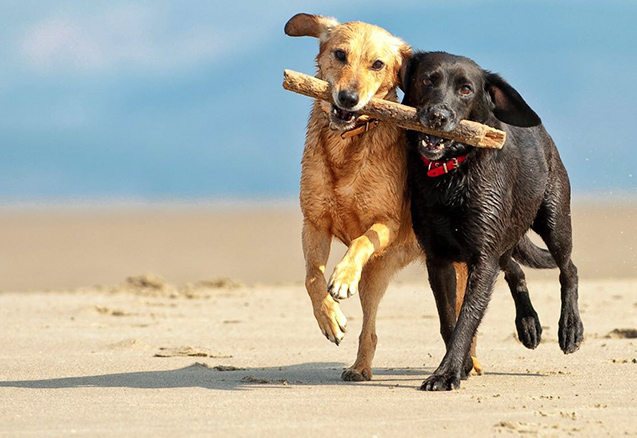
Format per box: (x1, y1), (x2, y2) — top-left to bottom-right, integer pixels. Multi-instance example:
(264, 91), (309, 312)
(371, 60), (385, 71)
(460, 85), (472, 95)
(334, 49), (347, 62)
(423, 77), (433, 87)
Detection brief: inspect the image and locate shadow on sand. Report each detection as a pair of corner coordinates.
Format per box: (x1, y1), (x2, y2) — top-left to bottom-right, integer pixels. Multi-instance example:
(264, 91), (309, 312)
(0, 362), (544, 391)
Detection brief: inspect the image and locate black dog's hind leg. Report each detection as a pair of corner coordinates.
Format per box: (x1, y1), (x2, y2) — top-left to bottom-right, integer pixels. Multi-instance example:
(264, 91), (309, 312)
(500, 253), (542, 349)
(421, 258), (500, 391)
(532, 186), (583, 354)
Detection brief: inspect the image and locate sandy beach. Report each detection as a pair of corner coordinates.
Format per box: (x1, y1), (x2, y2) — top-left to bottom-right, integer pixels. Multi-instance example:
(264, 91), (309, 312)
(1, 201), (636, 437)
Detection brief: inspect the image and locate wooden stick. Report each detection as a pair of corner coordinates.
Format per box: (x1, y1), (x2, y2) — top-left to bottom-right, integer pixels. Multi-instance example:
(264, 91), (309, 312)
(283, 69), (506, 149)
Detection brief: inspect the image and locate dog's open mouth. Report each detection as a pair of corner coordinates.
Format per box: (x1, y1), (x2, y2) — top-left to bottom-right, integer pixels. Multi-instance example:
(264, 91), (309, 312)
(418, 134), (453, 160)
(330, 104), (359, 129)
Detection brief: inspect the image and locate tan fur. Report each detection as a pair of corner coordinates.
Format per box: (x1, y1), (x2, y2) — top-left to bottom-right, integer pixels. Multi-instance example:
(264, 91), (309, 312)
(288, 14), (480, 381)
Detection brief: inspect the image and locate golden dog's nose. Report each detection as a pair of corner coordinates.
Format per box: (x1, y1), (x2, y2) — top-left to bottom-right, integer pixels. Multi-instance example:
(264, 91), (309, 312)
(337, 90), (359, 109)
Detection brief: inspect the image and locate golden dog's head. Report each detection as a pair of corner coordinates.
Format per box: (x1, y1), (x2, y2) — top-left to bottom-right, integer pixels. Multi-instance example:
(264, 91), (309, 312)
(285, 13), (412, 131)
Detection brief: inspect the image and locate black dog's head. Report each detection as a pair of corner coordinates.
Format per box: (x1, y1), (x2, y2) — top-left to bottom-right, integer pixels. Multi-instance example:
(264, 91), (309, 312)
(403, 51), (542, 161)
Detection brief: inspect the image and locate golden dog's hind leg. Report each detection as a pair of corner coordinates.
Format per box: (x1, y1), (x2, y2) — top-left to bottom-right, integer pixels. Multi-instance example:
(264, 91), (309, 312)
(454, 262), (483, 375)
(303, 221), (347, 345)
(342, 247), (414, 381)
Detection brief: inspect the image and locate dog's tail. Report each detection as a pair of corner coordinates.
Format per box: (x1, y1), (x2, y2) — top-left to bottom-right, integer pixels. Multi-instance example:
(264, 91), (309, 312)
(512, 235), (557, 269)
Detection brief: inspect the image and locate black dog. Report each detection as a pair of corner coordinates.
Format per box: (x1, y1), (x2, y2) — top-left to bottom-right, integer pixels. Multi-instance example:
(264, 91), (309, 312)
(403, 52), (584, 391)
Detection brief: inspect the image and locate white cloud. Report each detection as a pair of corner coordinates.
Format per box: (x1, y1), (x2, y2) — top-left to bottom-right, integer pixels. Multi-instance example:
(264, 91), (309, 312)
(21, 17), (103, 70)
(19, 5), (227, 74)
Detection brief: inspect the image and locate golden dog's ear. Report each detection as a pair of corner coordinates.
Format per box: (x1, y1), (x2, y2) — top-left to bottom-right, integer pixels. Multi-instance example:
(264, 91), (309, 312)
(284, 13), (339, 41)
(397, 43), (413, 92)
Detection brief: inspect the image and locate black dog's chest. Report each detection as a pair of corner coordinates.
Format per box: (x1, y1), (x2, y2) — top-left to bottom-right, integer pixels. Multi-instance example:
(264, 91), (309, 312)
(410, 168), (470, 261)
(428, 214), (467, 261)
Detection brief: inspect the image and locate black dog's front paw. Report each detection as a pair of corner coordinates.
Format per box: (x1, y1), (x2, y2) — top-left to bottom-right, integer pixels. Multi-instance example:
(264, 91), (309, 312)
(419, 372), (461, 391)
(516, 312), (542, 349)
(558, 311), (584, 354)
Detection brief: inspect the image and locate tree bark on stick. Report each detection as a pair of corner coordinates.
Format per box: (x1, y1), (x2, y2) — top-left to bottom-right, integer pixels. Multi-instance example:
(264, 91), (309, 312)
(282, 69), (506, 149)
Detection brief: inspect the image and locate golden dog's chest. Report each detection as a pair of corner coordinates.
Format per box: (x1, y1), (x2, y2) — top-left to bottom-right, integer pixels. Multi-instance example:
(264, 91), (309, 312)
(301, 160), (401, 246)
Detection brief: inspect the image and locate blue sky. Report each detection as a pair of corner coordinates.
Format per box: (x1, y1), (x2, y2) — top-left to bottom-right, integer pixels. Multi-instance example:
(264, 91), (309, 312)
(0, 1), (635, 203)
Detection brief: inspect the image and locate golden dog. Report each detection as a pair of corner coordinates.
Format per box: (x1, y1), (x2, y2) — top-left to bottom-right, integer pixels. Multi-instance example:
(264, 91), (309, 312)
(285, 13), (479, 381)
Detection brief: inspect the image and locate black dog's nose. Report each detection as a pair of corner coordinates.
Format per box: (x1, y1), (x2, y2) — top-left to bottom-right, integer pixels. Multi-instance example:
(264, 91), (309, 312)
(337, 90), (359, 109)
(423, 106), (453, 131)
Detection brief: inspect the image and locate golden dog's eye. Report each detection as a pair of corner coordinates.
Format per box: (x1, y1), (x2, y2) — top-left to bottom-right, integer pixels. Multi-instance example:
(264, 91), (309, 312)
(334, 49), (347, 62)
(371, 60), (384, 71)
(460, 85), (472, 95)
(423, 77), (433, 87)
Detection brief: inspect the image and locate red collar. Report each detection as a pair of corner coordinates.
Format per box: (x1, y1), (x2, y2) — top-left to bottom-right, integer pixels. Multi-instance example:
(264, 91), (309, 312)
(421, 155), (467, 177)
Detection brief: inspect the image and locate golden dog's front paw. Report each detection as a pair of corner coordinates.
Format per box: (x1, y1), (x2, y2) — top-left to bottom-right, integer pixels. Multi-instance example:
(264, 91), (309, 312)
(328, 262), (361, 301)
(314, 295), (347, 345)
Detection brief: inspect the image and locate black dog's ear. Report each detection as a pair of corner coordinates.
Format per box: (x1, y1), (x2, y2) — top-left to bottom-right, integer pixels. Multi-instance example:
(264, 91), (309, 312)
(397, 45), (413, 93)
(485, 72), (542, 127)
(399, 55), (415, 99)
(284, 13), (339, 41)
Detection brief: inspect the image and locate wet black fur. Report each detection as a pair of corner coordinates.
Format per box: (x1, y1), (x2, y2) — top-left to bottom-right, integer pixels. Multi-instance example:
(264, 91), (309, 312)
(403, 52), (584, 391)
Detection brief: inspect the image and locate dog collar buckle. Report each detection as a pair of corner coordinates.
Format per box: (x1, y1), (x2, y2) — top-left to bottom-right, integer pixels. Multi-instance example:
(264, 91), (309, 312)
(341, 118), (379, 139)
